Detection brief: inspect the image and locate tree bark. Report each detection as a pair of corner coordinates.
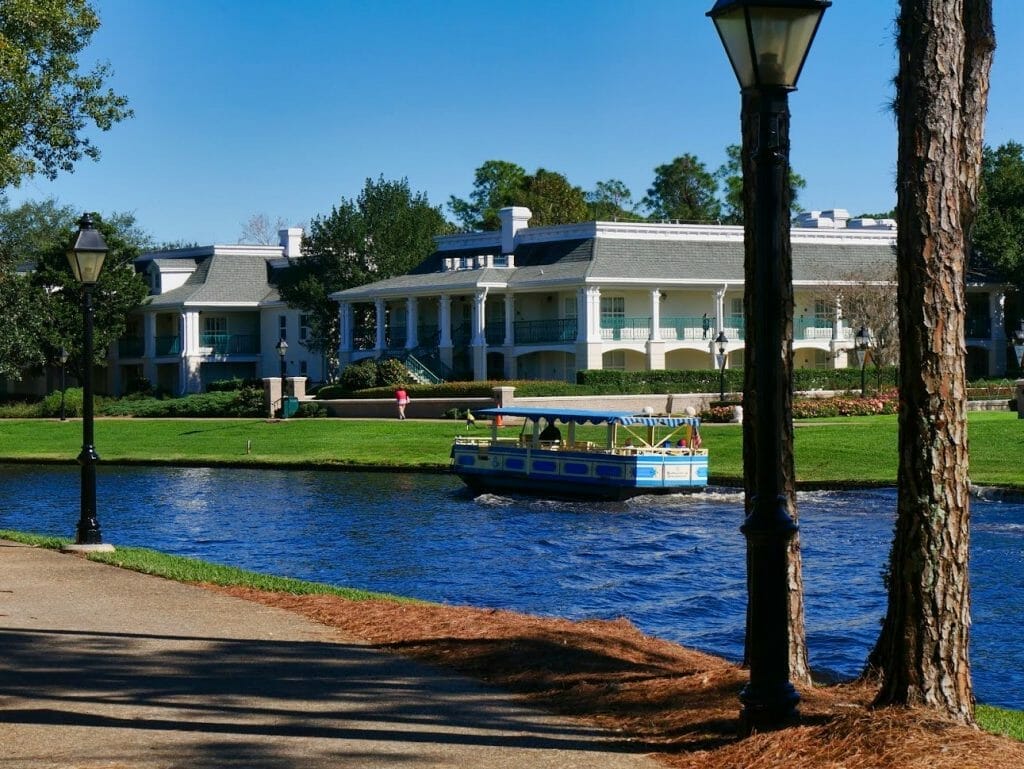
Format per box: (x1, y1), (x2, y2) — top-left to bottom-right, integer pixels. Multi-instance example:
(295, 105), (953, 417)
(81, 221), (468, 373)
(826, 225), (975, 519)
(739, 92), (811, 687)
(870, 0), (993, 725)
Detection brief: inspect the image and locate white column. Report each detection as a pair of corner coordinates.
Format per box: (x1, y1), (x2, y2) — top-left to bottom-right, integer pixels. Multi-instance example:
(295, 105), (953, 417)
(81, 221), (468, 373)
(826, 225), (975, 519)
(715, 285), (728, 332)
(650, 290), (662, 341)
(374, 298), (386, 352)
(142, 313), (157, 384)
(504, 293), (515, 346)
(471, 290), (487, 380)
(991, 290), (1007, 375)
(405, 296), (419, 349)
(584, 287), (602, 343)
(339, 302), (354, 351)
(438, 295), (452, 346)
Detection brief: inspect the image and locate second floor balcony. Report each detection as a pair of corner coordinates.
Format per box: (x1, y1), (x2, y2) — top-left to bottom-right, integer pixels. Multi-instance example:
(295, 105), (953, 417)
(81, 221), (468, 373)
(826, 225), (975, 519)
(199, 332), (259, 355)
(514, 318), (577, 345)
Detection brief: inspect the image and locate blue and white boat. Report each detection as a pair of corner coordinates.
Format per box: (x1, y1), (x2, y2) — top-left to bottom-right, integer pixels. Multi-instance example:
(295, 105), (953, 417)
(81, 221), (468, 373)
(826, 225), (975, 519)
(451, 406), (708, 500)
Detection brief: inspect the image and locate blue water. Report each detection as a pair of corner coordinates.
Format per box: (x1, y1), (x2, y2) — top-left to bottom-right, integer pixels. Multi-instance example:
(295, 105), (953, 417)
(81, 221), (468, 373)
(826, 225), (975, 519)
(1, 463), (1021, 709)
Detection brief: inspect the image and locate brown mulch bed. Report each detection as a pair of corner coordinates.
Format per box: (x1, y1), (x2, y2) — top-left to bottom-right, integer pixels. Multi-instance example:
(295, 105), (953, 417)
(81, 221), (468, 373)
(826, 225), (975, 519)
(213, 587), (1024, 769)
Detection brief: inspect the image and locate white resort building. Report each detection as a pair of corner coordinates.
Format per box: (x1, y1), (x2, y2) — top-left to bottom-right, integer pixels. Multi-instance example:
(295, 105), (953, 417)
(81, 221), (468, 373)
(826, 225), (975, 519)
(330, 207), (1011, 383)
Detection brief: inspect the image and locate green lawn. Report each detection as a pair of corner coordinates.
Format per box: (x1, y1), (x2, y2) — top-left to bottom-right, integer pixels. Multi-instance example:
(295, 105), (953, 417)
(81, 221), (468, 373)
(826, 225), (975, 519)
(0, 410), (1022, 487)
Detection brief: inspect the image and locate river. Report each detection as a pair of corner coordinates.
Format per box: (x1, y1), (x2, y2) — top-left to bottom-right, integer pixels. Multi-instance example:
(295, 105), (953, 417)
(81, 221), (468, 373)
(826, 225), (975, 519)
(1, 463), (1021, 709)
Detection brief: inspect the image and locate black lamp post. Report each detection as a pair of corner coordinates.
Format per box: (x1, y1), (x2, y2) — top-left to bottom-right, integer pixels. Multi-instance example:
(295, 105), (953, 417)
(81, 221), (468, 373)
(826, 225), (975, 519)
(59, 346), (69, 422)
(708, 0), (830, 732)
(65, 213), (111, 549)
(855, 325), (871, 398)
(276, 338), (288, 418)
(716, 330), (730, 400)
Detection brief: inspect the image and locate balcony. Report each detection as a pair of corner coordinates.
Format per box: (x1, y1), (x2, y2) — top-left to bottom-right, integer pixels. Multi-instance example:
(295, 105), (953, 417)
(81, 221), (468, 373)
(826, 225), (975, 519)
(485, 325), (505, 345)
(966, 315), (992, 339)
(795, 316), (834, 340)
(601, 316), (651, 341)
(199, 333), (259, 354)
(155, 335), (181, 356)
(513, 318), (577, 345)
(118, 337), (144, 358)
(660, 316), (709, 341)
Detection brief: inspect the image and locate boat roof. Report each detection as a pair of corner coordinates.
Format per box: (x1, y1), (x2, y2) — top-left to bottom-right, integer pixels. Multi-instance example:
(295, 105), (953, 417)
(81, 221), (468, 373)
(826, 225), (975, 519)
(476, 407), (700, 427)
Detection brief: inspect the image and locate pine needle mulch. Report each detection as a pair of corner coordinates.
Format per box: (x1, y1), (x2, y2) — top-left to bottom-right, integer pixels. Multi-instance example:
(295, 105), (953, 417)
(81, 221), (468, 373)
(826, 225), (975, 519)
(214, 587), (1024, 769)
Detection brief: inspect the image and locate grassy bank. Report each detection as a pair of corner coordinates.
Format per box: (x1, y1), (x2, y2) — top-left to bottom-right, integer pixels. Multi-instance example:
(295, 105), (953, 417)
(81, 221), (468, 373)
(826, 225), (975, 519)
(0, 411), (1022, 487)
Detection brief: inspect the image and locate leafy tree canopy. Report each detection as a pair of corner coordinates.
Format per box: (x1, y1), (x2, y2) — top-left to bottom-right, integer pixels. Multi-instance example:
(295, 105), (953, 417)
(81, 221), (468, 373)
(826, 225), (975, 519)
(0, 198), (149, 380)
(0, 0), (132, 189)
(972, 140), (1024, 286)
(448, 160), (526, 230)
(278, 177), (451, 361)
(586, 179), (639, 221)
(642, 154), (721, 223)
(517, 168), (588, 227)
(715, 144), (807, 225)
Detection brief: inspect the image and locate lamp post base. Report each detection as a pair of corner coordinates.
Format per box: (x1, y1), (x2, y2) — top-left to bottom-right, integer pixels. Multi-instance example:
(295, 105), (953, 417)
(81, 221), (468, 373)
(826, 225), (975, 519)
(61, 542), (115, 553)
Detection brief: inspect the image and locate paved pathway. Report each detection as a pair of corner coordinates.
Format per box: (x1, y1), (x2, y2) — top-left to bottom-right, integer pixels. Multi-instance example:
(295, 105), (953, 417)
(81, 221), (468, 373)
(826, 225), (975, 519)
(0, 540), (663, 768)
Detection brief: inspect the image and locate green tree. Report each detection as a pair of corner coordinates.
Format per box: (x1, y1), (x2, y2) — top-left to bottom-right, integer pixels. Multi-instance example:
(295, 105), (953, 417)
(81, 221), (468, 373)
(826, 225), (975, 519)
(642, 154), (721, 222)
(586, 179), (638, 220)
(278, 177), (451, 361)
(0, 199), (149, 382)
(0, 0), (132, 189)
(448, 160), (526, 230)
(972, 141), (1024, 286)
(517, 168), (588, 227)
(716, 144), (806, 224)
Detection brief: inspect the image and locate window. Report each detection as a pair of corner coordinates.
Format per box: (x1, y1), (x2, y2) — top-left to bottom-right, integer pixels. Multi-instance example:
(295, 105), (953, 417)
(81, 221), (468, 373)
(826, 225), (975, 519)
(600, 296), (625, 320)
(300, 314), (311, 341)
(729, 298), (744, 327)
(603, 350), (626, 371)
(300, 360), (308, 375)
(564, 297), (577, 319)
(278, 314), (287, 341)
(204, 316), (227, 334)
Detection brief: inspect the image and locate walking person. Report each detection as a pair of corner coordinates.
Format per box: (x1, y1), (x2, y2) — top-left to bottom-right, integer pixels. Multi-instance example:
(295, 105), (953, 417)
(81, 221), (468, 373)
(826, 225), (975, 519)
(702, 313), (710, 339)
(395, 386), (410, 420)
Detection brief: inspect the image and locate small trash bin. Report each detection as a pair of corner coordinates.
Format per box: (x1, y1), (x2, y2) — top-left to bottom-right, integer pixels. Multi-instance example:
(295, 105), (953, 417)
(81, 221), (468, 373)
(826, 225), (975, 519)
(281, 396), (300, 418)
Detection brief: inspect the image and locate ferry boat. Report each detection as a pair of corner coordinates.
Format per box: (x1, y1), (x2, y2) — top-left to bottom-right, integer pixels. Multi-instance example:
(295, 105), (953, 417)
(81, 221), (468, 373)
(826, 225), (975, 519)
(451, 406), (708, 500)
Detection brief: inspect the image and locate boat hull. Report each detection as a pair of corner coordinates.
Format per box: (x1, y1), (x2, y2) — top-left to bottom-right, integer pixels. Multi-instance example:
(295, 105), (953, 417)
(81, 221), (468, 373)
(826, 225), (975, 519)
(451, 443), (708, 501)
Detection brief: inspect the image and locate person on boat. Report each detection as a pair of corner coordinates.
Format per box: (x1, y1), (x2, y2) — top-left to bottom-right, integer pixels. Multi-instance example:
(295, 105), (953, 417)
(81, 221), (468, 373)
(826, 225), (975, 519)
(539, 420), (561, 443)
(395, 387), (409, 420)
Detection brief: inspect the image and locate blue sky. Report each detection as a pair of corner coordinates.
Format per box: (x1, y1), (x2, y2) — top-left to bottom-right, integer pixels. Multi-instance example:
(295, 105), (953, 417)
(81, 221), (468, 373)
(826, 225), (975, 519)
(7, 1), (1024, 246)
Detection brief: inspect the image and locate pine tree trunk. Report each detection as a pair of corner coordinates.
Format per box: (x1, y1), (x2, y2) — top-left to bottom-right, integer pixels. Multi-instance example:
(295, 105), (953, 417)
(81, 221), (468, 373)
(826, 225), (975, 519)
(870, 0), (993, 724)
(739, 92), (811, 687)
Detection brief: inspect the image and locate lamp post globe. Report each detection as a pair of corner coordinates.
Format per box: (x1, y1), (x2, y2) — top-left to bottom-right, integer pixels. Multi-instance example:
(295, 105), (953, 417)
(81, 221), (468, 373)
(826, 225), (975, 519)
(715, 330), (730, 401)
(64, 213), (112, 550)
(707, 0), (830, 733)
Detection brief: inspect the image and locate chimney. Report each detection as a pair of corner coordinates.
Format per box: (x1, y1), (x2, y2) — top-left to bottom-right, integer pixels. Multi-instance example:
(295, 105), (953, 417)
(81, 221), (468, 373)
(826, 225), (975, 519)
(279, 228), (303, 258)
(499, 206), (531, 255)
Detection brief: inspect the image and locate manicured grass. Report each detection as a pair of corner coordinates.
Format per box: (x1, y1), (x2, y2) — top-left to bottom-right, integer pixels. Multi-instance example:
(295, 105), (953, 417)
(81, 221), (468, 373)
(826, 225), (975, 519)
(978, 704), (1024, 741)
(0, 529), (416, 602)
(0, 411), (1022, 487)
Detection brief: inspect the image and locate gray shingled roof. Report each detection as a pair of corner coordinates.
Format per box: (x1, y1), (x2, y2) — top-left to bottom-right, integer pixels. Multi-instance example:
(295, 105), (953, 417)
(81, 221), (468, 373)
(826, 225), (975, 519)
(145, 253), (276, 308)
(331, 235), (898, 300)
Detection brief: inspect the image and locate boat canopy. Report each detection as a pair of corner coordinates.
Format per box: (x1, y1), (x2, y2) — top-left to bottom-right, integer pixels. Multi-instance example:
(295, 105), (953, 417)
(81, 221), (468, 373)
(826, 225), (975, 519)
(476, 407), (700, 428)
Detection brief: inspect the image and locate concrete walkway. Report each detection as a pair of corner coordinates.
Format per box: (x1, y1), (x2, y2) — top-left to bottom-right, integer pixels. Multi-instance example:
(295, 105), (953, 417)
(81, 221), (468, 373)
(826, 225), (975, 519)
(0, 541), (663, 769)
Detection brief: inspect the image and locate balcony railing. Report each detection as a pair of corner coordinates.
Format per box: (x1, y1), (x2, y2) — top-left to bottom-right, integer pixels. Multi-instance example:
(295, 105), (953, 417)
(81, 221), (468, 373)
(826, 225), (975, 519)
(155, 335), (181, 356)
(795, 316), (834, 340)
(118, 337), (144, 358)
(485, 324), (505, 345)
(199, 333), (259, 354)
(513, 318), (577, 344)
(601, 316), (651, 341)
(660, 315), (710, 341)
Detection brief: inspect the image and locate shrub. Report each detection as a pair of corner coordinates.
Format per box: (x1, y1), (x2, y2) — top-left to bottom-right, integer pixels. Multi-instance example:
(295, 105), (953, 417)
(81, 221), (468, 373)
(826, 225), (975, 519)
(207, 377), (262, 393)
(100, 388), (264, 418)
(295, 402), (327, 418)
(375, 358), (410, 387)
(339, 360), (378, 392)
(40, 387), (84, 418)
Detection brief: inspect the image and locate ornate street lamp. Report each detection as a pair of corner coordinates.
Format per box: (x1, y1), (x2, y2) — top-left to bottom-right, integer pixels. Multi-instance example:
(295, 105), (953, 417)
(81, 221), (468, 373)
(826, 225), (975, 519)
(855, 325), (872, 398)
(276, 337), (289, 418)
(707, 0), (830, 732)
(716, 330), (730, 401)
(64, 214), (113, 551)
(59, 346), (69, 422)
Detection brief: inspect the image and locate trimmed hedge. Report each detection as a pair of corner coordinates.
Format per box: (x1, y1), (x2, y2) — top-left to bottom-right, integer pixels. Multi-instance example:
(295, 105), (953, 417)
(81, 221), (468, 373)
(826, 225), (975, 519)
(100, 388), (264, 418)
(576, 367), (900, 394)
